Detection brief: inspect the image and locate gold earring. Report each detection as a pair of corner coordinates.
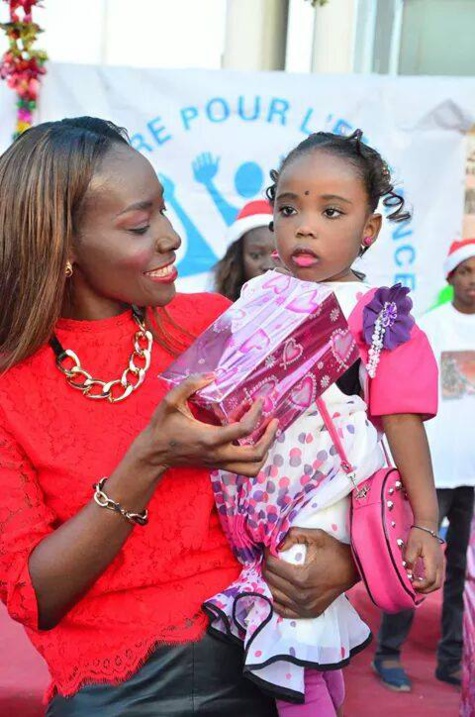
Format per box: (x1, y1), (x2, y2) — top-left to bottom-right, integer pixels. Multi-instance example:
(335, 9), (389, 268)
(65, 261), (73, 278)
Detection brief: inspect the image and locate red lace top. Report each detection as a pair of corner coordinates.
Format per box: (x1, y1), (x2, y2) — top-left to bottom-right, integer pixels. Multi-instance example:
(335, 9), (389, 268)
(0, 293), (240, 700)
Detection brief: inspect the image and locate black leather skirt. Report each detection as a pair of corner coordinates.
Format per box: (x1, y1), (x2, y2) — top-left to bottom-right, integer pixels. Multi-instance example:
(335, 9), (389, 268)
(46, 633), (278, 717)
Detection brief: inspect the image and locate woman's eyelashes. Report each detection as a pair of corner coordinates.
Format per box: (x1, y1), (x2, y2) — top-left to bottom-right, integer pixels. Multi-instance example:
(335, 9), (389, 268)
(128, 205), (168, 234)
(129, 225), (150, 235)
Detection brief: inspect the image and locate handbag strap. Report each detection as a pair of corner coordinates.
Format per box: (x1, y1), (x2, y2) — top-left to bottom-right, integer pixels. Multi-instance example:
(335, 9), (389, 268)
(315, 396), (366, 496)
(380, 437), (392, 467)
(315, 397), (354, 476)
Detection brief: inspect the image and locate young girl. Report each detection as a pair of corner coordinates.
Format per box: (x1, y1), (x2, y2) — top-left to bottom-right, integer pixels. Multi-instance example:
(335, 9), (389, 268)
(203, 130), (444, 716)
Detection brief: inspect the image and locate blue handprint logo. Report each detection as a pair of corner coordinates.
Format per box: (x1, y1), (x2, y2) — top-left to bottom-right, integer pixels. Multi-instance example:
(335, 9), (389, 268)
(158, 156), (267, 279)
(192, 153), (265, 226)
(159, 172), (218, 278)
(192, 153), (240, 226)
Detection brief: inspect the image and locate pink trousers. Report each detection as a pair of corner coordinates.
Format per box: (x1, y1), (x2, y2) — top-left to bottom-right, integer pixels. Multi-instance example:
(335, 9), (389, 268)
(276, 669), (345, 717)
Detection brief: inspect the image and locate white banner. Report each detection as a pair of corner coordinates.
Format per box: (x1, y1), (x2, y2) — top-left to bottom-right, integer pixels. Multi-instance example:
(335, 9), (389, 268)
(2, 65), (475, 312)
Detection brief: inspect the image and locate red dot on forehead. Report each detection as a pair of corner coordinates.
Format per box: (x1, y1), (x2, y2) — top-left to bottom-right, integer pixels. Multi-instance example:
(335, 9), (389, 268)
(304, 190), (310, 195)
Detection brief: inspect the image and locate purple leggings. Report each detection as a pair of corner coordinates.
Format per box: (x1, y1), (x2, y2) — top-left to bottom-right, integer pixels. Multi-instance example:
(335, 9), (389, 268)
(276, 669), (345, 717)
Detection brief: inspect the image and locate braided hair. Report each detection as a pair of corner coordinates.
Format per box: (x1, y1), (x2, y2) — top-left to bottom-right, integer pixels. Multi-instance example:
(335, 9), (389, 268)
(266, 130), (410, 250)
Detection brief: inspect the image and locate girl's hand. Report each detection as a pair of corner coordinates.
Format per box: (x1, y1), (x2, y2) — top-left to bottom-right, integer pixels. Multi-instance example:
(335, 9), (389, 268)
(133, 374), (279, 478)
(404, 527), (444, 594)
(263, 528), (359, 619)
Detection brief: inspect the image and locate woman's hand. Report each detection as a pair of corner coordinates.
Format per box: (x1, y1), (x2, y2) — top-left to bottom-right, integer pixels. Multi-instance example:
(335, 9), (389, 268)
(263, 528), (359, 619)
(134, 374), (279, 478)
(404, 527), (444, 594)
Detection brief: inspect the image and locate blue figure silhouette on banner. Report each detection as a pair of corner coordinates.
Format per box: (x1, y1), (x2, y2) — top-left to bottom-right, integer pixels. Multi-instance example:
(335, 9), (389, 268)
(234, 161), (264, 200)
(160, 155), (265, 278)
(192, 153), (265, 225)
(159, 173), (218, 278)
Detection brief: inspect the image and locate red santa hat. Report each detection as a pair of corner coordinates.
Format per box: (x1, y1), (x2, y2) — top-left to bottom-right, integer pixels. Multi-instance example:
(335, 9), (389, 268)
(226, 200), (273, 246)
(443, 238), (475, 278)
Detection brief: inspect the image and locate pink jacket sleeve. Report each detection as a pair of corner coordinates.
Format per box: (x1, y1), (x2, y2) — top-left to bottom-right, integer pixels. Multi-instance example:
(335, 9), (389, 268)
(0, 409), (57, 630)
(348, 288), (438, 421)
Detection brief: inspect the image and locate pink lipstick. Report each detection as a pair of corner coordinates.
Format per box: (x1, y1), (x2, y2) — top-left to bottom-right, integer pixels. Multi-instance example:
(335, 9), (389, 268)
(292, 253), (319, 268)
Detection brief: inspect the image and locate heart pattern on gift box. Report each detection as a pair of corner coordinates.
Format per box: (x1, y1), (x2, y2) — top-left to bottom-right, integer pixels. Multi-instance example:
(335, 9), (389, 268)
(163, 274), (358, 452)
(262, 273), (292, 294)
(290, 374), (317, 409)
(230, 308), (246, 321)
(229, 308), (248, 331)
(281, 338), (303, 369)
(331, 329), (355, 367)
(287, 291), (322, 314)
(239, 329), (271, 353)
(247, 376), (279, 415)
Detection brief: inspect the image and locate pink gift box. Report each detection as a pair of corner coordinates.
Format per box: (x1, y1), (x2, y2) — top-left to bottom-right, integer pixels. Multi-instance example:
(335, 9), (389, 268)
(161, 271), (360, 444)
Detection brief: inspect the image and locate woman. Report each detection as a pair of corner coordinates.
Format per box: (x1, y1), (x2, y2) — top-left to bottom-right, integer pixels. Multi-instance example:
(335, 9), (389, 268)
(0, 117), (359, 716)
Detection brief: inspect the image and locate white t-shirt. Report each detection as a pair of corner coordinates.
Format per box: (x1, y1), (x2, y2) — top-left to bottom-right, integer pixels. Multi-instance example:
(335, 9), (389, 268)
(419, 303), (475, 489)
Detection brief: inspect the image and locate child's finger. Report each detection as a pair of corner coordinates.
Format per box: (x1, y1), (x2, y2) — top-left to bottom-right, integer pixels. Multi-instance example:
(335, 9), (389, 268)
(422, 555), (437, 585)
(402, 540), (420, 570)
(414, 558), (444, 593)
(414, 572), (436, 592)
(413, 573), (432, 591)
(417, 564), (444, 594)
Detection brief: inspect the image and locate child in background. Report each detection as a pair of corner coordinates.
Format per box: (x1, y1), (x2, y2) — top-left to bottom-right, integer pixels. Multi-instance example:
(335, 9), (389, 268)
(375, 239), (475, 691)
(214, 200), (277, 301)
(204, 131), (444, 717)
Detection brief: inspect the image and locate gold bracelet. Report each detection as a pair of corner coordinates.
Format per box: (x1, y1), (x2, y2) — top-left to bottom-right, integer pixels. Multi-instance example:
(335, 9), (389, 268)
(93, 477), (148, 526)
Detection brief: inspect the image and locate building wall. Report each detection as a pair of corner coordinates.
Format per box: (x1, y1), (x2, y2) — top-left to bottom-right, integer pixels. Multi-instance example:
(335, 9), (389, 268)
(399, 0), (475, 76)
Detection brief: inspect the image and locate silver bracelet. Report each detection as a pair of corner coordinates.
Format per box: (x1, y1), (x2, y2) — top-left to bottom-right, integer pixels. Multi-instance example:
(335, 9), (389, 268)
(93, 477), (148, 527)
(410, 524), (445, 544)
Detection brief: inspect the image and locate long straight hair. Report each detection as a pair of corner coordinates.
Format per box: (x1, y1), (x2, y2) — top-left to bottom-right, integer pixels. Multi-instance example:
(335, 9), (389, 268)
(0, 117), (130, 369)
(0, 117), (195, 370)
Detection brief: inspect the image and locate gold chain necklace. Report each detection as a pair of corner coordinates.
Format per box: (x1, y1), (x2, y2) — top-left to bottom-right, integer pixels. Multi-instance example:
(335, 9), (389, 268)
(50, 308), (153, 403)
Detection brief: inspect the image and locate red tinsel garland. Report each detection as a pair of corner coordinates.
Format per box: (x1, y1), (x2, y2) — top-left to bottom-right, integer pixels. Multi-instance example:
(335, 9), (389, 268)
(0, 0), (47, 137)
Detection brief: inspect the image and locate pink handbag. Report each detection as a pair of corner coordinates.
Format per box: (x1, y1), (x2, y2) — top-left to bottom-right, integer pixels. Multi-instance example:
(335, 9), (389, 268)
(316, 397), (425, 613)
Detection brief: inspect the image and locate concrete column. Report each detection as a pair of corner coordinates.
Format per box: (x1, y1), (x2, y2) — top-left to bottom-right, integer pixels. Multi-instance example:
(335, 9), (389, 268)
(223, 0), (289, 71)
(311, 0), (356, 74)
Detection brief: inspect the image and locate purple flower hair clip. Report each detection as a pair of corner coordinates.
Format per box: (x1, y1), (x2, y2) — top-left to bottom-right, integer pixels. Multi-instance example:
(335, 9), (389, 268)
(362, 283), (415, 378)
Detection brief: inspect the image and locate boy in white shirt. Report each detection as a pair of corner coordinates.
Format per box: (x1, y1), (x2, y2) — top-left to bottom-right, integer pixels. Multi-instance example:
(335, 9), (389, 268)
(374, 239), (475, 691)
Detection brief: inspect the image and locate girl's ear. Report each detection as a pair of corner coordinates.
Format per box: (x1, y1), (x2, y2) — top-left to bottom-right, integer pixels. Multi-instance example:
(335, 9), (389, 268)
(363, 213), (382, 246)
